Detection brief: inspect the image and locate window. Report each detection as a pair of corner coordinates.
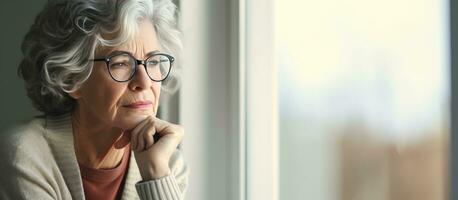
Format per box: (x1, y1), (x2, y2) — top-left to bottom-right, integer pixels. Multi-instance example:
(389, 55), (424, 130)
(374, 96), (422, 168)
(180, 0), (450, 199)
(244, 0), (450, 200)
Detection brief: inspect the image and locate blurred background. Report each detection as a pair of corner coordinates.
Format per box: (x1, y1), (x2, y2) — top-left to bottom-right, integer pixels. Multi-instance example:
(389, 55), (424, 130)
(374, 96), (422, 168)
(0, 0), (452, 200)
(276, 0), (450, 200)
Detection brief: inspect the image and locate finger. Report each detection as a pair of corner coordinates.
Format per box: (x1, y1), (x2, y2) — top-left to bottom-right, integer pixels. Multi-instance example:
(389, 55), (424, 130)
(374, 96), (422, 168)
(135, 120), (152, 152)
(131, 121), (148, 151)
(148, 116), (176, 136)
(147, 117), (184, 148)
(142, 123), (157, 150)
(130, 117), (151, 150)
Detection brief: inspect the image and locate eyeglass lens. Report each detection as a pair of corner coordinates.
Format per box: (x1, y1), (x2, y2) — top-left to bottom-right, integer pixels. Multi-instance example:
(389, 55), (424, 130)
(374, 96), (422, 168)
(108, 53), (171, 82)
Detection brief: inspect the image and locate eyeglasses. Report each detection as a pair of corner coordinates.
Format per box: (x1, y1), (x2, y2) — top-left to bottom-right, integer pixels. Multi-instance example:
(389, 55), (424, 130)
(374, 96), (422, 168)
(91, 51), (174, 82)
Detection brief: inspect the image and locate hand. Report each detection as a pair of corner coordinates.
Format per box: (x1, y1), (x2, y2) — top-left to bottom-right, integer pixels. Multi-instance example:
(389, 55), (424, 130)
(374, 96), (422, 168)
(128, 115), (184, 180)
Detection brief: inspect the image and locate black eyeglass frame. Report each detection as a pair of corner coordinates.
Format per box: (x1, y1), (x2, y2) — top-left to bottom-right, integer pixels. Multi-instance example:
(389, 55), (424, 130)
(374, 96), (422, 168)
(91, 51), (175, 82)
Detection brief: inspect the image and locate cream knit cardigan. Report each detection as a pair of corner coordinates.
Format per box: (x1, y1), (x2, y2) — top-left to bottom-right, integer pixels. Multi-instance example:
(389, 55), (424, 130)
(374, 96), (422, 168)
(0, 114), (189, 200)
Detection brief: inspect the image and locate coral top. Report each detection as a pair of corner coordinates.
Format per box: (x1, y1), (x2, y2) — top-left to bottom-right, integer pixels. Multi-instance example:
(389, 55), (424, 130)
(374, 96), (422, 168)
(78, 145), (131, 200)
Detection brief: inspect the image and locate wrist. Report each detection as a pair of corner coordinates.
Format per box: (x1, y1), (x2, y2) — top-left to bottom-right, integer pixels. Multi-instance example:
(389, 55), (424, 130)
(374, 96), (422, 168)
(140, 165), (171, 180)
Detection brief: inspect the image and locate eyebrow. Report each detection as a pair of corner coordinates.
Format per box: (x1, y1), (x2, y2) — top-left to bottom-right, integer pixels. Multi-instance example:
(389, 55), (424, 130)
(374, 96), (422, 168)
(105, 50), (161, 58)
(145, 50), (160, 58)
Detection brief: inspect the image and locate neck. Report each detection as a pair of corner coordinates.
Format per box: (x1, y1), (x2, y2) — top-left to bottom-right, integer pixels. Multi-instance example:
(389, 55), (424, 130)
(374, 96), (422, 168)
(72, 107), (127, 169)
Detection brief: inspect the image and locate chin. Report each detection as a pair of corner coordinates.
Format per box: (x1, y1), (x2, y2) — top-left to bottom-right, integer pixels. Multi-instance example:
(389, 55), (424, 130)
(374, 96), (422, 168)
(114, 112), (154, 131)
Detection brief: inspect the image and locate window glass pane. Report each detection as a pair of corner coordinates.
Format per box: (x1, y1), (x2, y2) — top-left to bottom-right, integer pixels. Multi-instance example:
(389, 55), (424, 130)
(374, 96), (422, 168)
(276, 0), (450, 200)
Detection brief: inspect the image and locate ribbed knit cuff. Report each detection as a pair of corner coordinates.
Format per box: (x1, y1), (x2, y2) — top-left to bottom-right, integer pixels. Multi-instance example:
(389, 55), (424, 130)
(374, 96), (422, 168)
(135, 175), (182, 200)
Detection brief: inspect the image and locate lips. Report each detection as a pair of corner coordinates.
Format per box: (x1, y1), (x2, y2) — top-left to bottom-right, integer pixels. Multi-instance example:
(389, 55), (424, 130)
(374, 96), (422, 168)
(123, 100), (153, 109)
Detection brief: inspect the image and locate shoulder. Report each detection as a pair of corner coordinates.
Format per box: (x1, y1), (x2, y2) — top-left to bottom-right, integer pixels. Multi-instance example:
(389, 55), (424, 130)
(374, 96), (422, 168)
(0, 117), (50, 164)
(1, 117), (47, 152)
(0, 117), (67, 199)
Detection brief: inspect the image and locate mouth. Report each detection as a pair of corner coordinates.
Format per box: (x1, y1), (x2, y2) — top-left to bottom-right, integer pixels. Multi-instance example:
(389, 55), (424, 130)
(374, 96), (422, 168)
(122, 100), (153, 109)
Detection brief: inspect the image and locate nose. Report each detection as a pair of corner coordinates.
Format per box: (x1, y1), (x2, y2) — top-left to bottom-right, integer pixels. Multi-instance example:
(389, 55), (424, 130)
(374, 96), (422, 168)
(128, 64), (153, 91)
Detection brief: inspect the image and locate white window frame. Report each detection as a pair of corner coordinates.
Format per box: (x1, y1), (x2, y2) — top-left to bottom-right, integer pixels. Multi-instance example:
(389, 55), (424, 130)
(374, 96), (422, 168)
(244, 0), (279, 200)
(180, 0), (277, 199)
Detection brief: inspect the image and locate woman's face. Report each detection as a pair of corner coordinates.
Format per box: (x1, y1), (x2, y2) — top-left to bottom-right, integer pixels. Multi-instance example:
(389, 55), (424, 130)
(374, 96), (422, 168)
(71, 20), (162, 130)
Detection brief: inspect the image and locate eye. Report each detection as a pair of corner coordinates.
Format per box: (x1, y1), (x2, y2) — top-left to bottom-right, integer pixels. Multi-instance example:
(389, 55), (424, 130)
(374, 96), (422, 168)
(147, 60), (160, 66)
(147, 58), (170, 67)
(110, 62), (130, 68)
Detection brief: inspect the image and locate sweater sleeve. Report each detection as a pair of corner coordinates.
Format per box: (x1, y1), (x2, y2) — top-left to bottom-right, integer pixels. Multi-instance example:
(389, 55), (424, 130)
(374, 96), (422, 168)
(134, 149), (190, 200)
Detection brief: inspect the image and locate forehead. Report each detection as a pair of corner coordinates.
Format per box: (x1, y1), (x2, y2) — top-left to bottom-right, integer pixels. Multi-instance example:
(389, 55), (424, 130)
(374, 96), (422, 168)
(96, 20), (160, 57)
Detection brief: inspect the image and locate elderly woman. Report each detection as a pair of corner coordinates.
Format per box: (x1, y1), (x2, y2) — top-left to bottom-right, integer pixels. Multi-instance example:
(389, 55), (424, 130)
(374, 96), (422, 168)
(0, 0), (189, 199)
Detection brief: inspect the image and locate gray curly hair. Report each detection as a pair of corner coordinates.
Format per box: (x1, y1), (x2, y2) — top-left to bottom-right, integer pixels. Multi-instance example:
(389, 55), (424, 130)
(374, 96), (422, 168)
(18, 0), (182, 116)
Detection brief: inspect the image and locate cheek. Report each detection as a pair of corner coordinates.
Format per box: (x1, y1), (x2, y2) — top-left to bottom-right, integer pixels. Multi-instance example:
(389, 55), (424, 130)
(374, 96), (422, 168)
(152, 83), (161, 112)
(81, 68), (127, 121)
(101, 85), (131, 127)
(82, 66), (162, 130)
(104, 86), (127, 110)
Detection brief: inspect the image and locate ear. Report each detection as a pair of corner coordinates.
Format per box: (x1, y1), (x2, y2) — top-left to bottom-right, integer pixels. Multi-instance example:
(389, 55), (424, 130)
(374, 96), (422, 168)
(68, 89), (82, 99)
